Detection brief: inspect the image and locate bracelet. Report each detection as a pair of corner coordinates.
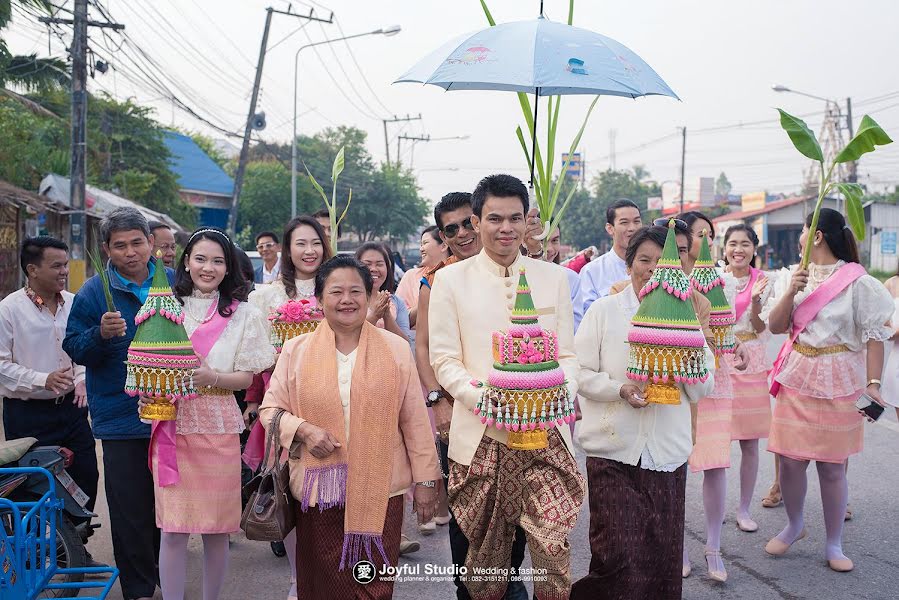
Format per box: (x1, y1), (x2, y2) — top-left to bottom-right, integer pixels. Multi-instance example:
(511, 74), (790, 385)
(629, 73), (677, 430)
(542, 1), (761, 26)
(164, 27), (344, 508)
(867, 378), (882, 388)
(528, 248), (544, 258)
(213, 371), (220, 387)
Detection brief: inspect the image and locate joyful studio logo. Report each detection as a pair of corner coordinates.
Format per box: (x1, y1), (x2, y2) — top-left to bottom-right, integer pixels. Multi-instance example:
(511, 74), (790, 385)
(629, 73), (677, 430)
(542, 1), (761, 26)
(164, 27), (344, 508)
(448, 46), (492, 65)
(353, 560), (376, 585)
(567, 57), (587, 75)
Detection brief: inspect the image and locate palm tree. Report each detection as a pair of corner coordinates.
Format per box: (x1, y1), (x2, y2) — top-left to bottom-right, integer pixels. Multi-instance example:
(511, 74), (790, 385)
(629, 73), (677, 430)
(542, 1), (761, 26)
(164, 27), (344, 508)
(1, 0), (68, 116)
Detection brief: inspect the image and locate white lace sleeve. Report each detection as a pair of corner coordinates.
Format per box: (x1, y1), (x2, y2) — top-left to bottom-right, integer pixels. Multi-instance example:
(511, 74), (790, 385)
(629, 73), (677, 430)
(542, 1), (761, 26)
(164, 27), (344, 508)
(854, 275), (895, 343)
(720, 269), (738, 307)
(234, 303), (277, 373)
(760, 267), (792, 324)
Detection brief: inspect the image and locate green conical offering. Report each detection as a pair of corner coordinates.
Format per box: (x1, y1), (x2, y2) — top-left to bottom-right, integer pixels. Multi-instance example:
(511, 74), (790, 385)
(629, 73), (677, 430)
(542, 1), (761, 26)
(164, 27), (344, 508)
(689, 230), (736, 356)
(126, 252), (200, 421)
(511, 270), (538, 325)
(626, 220), (709, 404)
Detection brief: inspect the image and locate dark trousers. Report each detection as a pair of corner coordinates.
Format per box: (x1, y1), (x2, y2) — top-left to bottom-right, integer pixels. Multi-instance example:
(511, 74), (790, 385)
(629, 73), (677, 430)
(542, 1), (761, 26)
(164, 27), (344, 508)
(2, 394), (98, 514)
(102, 438), (160, 600)
(439, 440), (528, 600)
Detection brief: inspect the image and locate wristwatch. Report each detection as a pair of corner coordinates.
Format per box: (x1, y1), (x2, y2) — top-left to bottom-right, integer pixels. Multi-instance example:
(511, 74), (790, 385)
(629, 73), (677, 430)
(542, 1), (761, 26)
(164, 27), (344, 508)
(867, 378), (882, 388)
(416, 480), (437, 488)
(426, 390), (445, 407)
(527, 247), (544, 259)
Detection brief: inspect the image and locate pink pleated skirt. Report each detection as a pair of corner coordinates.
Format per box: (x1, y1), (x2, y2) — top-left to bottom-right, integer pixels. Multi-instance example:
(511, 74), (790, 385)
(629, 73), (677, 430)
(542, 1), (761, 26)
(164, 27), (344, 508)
(689, 394), (732, 472)
(152, 433), (242, 534)
(767, 385), (863, 464)
(730, 370), (772, 440)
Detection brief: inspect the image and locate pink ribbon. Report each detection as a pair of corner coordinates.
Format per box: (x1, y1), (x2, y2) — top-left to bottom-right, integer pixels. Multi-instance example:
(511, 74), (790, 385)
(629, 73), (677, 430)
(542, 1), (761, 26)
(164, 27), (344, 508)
(733, 267), (761, 324)
(769, 263), (865, 397)
(241, 371), (272, 472)
(151, 299), (239, 487)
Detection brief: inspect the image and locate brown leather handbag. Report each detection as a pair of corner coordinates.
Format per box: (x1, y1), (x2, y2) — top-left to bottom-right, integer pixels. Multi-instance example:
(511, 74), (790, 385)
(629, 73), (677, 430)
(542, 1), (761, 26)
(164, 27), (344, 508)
(240, 409), (296, 541)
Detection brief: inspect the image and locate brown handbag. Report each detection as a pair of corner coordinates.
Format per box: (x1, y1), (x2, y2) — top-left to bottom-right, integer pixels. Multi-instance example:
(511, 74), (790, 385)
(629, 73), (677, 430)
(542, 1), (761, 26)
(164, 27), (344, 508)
(240, 409), (296, 541)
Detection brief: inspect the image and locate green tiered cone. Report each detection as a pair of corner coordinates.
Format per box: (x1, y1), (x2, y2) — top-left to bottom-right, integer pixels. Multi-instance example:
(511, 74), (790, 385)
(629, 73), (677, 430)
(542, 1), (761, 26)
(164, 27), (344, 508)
(126, 252), (200, 421)
(626, 220), (710, 404)
(689, 230), (736, 358)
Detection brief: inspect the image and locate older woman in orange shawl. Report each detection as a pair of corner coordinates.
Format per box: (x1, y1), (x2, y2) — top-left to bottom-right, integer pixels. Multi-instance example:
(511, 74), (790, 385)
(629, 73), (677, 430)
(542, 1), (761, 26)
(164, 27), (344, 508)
(260, 255), (440, 600)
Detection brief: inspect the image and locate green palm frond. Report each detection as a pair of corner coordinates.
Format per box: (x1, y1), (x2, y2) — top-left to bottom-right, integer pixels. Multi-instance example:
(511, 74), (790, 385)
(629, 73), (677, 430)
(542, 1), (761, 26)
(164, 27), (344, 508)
(3, 54), (69, 91)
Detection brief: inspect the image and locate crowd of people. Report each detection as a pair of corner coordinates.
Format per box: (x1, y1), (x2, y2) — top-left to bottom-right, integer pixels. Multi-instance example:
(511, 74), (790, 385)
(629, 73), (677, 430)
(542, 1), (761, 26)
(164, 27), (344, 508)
(0, 172), (896, 600)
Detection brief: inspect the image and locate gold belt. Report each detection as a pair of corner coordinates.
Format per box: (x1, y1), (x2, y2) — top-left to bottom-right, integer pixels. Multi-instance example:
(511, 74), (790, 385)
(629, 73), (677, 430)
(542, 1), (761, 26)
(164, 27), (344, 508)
(792, 343), (849, 357)
(736, 332), (758, 342)
(197, 386), (233, 397)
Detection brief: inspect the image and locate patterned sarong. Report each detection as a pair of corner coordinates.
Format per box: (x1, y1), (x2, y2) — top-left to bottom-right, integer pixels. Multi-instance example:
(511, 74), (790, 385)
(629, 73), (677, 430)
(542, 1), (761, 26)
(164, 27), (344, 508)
(447, 429), (585, 600)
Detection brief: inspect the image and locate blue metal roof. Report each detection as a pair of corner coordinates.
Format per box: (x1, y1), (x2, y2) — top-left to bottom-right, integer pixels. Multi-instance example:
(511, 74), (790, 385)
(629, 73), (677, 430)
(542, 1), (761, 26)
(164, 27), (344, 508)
(163, 131), (234, 197)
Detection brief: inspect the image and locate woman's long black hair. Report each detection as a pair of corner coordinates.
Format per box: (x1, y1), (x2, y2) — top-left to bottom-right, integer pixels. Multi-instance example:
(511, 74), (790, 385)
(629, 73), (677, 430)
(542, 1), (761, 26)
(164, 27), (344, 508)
(805, 208), (860, 264)
(679, 210), (715, 239)
(723, 224), (760, 268)
(174, 228), (248, 316)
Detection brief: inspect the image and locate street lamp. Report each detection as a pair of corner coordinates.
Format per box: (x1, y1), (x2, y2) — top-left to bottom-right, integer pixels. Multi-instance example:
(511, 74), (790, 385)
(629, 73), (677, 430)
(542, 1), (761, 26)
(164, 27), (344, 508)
(291, 25), (402, 218)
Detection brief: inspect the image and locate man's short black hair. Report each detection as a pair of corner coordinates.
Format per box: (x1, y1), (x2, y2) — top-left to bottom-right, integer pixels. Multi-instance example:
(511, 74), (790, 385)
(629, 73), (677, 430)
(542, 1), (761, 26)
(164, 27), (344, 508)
(254, 231), (279, 245)
(312, 209), (330, 220)
(606, 199), (641, 225)
(315, 255), (374, 299)
(471, 174), (529, 218)
(20, 236), (68, 277)
(433, 192), (473, 229)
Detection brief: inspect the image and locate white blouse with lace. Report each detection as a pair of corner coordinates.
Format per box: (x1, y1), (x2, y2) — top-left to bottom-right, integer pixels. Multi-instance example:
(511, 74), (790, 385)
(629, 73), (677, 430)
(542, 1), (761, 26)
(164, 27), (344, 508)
(249, 278), (317, 321)
(760, 261), (894, 398)
(729, 269), (777, 375)
(176, 291), (275, 435)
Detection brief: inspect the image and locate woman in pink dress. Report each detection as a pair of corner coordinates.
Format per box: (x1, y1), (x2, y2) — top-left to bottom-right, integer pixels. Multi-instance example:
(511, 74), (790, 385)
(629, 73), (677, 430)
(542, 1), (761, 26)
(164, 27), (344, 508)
(395, 226), (449, 330)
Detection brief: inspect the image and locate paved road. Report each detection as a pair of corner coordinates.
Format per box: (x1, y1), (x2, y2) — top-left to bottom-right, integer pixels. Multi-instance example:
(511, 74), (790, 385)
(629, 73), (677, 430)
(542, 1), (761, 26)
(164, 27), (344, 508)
(82, 334), (899, 599)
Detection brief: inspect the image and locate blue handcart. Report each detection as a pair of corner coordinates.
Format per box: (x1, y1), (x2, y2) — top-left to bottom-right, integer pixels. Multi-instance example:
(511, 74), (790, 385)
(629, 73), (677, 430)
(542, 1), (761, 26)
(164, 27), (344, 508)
(0, 467), (118, 599)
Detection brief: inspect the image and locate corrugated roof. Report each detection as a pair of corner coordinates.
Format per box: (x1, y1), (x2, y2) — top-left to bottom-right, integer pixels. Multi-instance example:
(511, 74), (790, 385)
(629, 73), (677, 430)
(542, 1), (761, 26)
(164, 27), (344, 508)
(712, 195), (814, 223)
(163, 131), (234, 197)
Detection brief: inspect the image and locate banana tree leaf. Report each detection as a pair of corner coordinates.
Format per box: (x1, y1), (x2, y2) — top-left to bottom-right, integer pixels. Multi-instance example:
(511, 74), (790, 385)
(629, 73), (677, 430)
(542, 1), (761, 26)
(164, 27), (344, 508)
(836, 182), (866, 240)
(304, 164), (330, 208)
(549, 184), (579, 237)
(547, 96), (599, 219)
(835, 115), (893, 164)
(331, 146), (345, 181)
(479, 0), (496, 26)
(777, 109), (823, 163)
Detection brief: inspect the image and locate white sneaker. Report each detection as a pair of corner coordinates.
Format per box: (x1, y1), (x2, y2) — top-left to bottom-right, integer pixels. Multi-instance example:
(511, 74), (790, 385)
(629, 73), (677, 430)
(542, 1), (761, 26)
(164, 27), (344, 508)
(419, 520), (437, 535)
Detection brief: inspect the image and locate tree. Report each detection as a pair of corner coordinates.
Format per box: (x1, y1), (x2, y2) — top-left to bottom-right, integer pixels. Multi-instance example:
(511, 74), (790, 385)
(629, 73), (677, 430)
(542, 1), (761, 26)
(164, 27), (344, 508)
(716, 171), (732, 199)
(344, 164), (428, 242)
(234, 160), (307, 237)
(1, 1), (68, 99)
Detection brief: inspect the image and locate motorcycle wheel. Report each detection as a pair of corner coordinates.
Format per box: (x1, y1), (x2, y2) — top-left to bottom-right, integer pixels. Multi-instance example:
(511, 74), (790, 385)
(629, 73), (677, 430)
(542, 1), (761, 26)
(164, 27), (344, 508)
(36, 517), (87, 599)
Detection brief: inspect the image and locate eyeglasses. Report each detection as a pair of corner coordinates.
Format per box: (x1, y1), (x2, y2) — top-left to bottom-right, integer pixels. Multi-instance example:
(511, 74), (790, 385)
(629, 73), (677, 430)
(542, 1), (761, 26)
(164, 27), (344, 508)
(156, 243), (177, 252)
(256, 242), (277, 251)
(653, 217), (688, 230)
(442, 217), (474, 239)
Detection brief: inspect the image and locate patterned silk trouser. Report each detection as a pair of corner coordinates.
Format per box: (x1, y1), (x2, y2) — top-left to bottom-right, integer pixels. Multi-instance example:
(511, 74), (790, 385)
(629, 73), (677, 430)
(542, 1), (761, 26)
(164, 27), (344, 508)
(448, 429), (586, 600)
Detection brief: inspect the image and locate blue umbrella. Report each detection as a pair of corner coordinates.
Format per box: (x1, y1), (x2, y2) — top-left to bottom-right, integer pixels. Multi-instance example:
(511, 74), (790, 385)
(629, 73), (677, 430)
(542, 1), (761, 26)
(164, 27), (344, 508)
(395, 15), (678, 187)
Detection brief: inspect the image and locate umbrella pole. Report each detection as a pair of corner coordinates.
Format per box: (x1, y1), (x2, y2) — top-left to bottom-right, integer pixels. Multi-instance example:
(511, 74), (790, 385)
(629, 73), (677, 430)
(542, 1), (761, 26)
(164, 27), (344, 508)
(529, 87), (540, 189)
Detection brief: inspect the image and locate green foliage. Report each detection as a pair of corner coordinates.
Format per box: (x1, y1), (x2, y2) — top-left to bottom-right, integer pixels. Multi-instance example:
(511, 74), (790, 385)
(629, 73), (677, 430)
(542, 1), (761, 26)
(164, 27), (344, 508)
(1, 1), (68, 93)
(235, 161), (300, 237)
(560, 167), (660, 250)
(185, 130), (229, 169)
(777, 108), (891, 267)
(715, 172), (732, 198)
(343, 164), (428, 243)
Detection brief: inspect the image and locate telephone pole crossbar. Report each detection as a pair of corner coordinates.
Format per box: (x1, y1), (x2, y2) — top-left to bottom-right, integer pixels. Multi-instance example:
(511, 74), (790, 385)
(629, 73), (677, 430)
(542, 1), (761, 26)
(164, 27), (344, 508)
(383, 114), (422, 167)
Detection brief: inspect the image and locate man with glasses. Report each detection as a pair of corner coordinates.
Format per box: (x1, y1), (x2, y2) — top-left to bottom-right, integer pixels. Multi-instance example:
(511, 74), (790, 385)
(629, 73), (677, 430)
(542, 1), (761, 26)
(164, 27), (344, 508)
(579, 198), (643, 314)
(252, 231), (281, 284)
(149, 221), (177, 269)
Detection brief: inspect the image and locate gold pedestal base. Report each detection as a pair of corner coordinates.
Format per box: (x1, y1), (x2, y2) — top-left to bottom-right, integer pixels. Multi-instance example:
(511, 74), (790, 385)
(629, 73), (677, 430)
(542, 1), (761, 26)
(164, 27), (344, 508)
(507, 428), (548, 451)
(139, 398), (177, 421)
(646, 381), (681, 405)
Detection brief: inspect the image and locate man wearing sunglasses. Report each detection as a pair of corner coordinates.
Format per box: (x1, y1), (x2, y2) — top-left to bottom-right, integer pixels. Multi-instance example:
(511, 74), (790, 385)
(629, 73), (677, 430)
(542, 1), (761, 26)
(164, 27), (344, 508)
(252, 231), (281, 284)
(579, 199), (643, 315)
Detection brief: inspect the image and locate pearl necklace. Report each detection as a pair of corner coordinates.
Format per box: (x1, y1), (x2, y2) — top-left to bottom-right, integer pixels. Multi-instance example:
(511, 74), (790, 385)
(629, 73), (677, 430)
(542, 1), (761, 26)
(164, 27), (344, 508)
(187, 291), (219, 324)
(295, 278), (315, 299)
(810, 262), (840, 286)
(733, 271), (751, 293)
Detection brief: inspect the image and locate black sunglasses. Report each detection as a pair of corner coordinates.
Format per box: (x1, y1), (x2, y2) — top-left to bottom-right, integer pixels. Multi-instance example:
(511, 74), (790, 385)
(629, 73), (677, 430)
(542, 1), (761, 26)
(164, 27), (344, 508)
(653, 217), (688, 230)
(442, 217), (475, 239)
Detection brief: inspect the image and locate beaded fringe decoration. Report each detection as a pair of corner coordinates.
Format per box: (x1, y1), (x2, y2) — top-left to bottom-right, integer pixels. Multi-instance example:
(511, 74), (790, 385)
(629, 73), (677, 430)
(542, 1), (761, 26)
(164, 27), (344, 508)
(711, 323), (736, 357)
(472, 384), (574, 450)
(639, 264), (691, 301)
(134, 292), (185, 325)
(626, 343), (710, 405)
(125, 365), (199, 402)
(270, 320), (321, 352)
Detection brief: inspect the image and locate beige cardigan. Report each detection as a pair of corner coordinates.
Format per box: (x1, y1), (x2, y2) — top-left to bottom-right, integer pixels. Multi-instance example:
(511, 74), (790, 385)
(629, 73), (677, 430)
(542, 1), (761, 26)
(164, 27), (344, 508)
(575, 284), (715, 467)
(259, 327), (440, 504)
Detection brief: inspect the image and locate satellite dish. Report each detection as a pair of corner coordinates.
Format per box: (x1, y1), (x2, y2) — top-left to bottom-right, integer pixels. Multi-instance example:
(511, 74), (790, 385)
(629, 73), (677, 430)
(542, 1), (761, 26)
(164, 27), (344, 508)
(251, 111), (266, 131)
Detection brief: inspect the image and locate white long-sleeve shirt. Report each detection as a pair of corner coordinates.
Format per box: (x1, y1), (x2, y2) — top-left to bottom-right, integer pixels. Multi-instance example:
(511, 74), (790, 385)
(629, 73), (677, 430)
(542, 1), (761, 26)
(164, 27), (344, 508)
(579, 248), (628, 315)
(0, 288), (84, 400)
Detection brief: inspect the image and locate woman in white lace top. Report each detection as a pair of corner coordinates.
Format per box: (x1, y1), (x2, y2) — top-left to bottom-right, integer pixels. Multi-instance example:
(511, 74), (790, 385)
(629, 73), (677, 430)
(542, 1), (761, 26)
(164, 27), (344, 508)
(152, 228), (275, 600)
(761, 208), (893, 573)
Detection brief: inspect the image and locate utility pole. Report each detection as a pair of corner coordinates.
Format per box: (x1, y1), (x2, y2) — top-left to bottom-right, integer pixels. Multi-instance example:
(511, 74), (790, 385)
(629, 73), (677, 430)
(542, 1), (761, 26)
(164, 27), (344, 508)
(679, 126), (687, 214)
(397, 134), (430, 168)
(382, 114), (422, 167)
(608, 129), (617, 171)
(40, 0), (123, 292)
(228, 7), (333, 235)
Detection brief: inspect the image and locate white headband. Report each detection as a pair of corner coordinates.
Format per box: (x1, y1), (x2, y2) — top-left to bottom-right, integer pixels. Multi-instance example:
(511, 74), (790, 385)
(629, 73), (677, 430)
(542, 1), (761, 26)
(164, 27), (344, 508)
(187, 228), (231, 245)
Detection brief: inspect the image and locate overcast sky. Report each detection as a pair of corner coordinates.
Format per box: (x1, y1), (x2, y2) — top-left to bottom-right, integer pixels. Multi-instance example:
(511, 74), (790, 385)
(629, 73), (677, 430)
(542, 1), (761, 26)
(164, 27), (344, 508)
(8, 0), (899, 205)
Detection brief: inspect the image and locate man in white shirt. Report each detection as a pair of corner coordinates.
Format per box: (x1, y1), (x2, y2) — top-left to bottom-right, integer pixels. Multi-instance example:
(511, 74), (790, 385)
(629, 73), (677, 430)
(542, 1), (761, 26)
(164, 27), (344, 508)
(253, 231), (281, 284)
(0, 236), (100, 562)
(430, 175), (585, 600)
(579, 199), (642, 314)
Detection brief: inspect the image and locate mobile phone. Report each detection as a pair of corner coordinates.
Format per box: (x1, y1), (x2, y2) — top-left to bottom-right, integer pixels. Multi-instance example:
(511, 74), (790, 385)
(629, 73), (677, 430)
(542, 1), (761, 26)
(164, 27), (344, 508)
(855, 394), (885, 421)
